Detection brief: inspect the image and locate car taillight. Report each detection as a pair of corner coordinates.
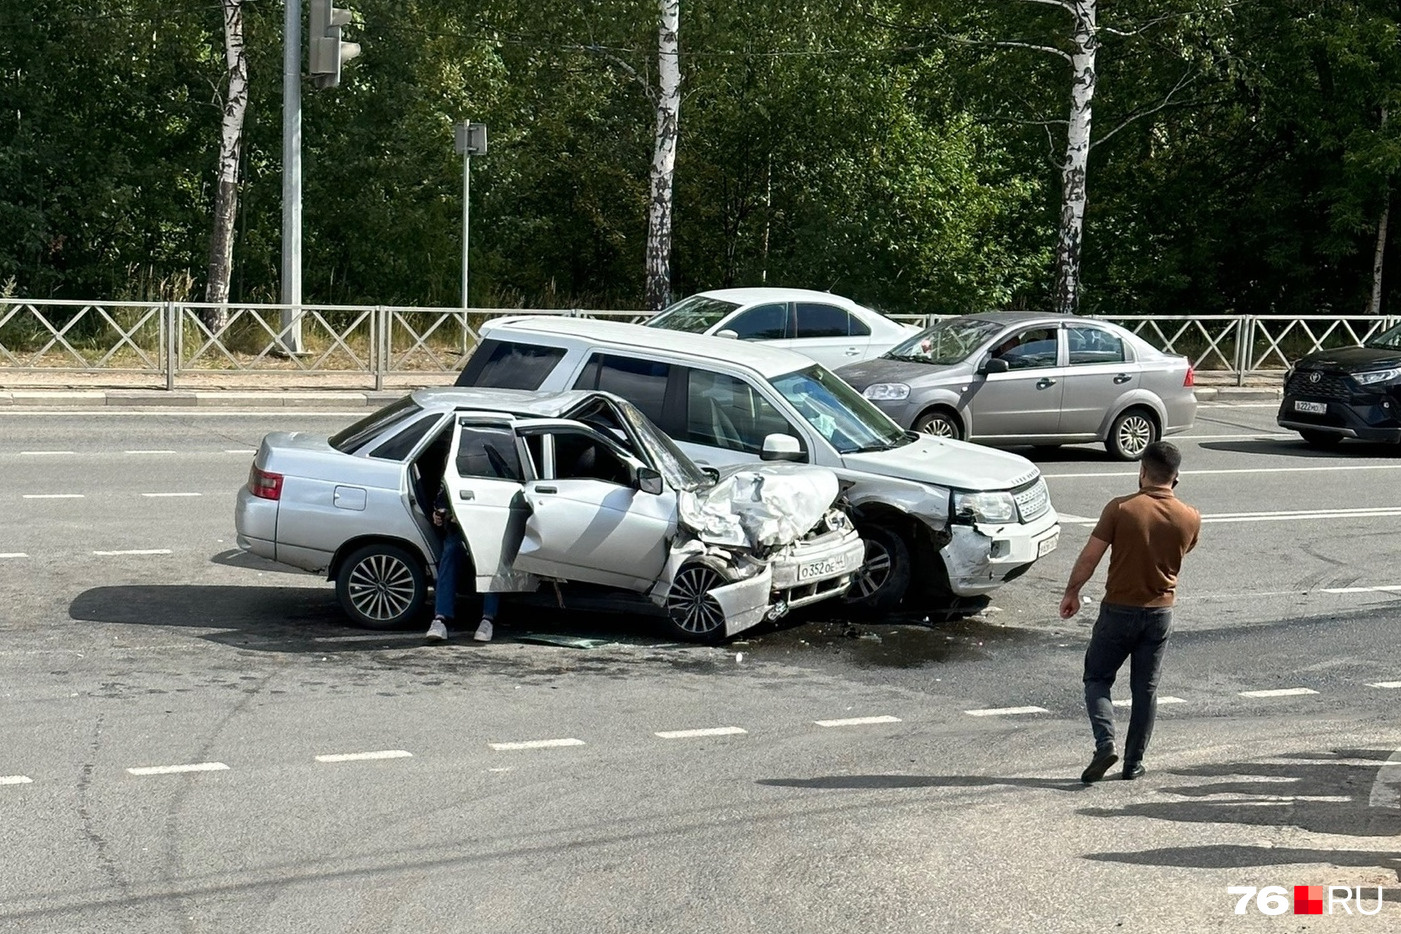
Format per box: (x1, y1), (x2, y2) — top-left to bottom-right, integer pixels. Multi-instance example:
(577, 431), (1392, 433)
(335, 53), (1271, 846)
(248, 464), (283, 501)
(1183, 365), (1195, 388)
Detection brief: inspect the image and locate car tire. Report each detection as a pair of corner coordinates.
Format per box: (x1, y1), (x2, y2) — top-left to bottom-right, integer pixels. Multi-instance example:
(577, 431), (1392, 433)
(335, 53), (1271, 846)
(1299, 429), (1342, 449)
(1105, 407), (1159, 461)
(335, 543), (428, 630)
(664, 561), (730, 643)
(842, 524), (913, 612)
(914, 408), (963, 440)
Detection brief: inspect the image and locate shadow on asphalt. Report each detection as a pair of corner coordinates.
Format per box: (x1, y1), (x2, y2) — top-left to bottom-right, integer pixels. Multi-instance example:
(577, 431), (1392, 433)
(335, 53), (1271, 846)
(757, 774), (1089, 793)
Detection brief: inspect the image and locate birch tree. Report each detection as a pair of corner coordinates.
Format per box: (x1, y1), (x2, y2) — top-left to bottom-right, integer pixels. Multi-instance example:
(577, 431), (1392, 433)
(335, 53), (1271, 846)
(645, 0), (681, 310)
(204, 0), (249, 327)
(1049, 0), (1095, 316)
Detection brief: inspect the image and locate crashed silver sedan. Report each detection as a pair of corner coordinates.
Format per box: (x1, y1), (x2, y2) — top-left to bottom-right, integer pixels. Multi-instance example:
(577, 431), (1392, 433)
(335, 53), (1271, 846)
(234, 388), (865, 641)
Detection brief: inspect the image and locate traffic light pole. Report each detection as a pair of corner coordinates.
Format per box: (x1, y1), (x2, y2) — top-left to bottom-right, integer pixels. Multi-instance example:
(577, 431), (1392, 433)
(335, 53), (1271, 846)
(280, 0), (304, 354)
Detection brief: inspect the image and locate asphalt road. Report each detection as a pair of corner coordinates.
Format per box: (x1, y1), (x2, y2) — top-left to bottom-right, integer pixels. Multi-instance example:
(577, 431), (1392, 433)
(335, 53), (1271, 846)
(1, 402), (1398, 933)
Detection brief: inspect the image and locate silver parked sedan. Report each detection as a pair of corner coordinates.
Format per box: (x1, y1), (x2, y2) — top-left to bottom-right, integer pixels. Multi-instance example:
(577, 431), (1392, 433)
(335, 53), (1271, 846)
(836, 312), (1197, 459)
(234, 388), (864, 641)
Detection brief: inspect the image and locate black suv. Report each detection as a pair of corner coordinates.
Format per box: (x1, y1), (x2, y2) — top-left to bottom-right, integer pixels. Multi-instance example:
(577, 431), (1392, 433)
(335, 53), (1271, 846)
(1278, 322), (1401, 447)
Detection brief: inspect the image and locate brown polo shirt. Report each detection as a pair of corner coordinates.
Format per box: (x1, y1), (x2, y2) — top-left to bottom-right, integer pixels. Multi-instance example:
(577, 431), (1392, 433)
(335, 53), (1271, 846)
(1091, 487), (1201, 608)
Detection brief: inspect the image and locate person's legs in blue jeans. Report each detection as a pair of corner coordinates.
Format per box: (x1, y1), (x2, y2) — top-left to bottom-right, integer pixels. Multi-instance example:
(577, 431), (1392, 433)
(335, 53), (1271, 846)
(434, 532), (464, 620)
(1084, 604), (1136, 752)
(1123, 608), (1172, 766)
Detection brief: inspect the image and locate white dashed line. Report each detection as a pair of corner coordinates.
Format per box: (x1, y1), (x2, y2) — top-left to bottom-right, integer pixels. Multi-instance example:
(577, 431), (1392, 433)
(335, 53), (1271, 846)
(1239, 688), (1319, 698)
(814, 715), (903, 727)
(0, 553), (30, 559)
(1044, 465), (1401, 479)
(1323, 586), (1401, 595)
(21, 494), (85, 500)
(92, 549), (173, 556)
(224, 449), (257, 454)
(1369, 750), (1401, 809)
(963, 706), (1048, 717)
(1367, 681), (1401, 689)
(17, 451), (74, 456)
(124, 450), (176, 455)
(127, 762), (229, 776)
(489, 738), (586, 751)
(315, 750), (413, 763)
(655, 727), (748, 739)
(0, 775), (33, 785)
(140, 492), (203, 498)
(1112, 696), (1187, 707)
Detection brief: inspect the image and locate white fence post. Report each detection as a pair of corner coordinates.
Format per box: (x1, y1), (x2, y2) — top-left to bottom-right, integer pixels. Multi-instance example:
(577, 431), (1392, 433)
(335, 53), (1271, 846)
(165, 302), (177, 391)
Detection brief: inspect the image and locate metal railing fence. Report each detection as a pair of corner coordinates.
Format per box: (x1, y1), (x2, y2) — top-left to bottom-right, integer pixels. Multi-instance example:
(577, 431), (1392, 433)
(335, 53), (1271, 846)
(2, 299), (1397, 390)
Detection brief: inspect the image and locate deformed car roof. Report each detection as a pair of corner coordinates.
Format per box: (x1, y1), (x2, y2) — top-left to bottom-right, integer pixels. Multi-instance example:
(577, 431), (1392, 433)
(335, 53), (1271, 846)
(408, 385), (603, 417)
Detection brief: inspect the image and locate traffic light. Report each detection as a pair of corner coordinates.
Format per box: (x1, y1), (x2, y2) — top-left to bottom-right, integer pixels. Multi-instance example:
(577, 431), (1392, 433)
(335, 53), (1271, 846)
(309, 0), (360, 90)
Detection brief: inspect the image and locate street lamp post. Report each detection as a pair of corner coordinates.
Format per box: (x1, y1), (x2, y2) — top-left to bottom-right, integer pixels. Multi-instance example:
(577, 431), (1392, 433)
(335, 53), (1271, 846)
(454, 121), (487, 351)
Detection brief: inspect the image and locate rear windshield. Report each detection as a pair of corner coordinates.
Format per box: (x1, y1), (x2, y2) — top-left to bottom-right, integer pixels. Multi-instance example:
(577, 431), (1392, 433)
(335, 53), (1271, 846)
(329, 396), (424, 453)
(456, 339), (566, 389)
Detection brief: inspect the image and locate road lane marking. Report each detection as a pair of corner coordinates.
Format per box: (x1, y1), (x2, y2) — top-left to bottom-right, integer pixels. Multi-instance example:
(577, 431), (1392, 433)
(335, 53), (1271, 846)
(1059, 507), (1401, 526)
(1239, 688), (1319, 698)
(1112, 696), (1186, 707)
(92, 549), (173, 556)
(1323, 586), (1401, 595)
(225, 449), (256, 454)
(127, 762), (229, 776)
(655, 727), (748, 739)
(1369, 750), (1401, 809)
(0, 553), (29, 559)
(489, 738), (586, 751)
(140, 492), (203, 498)
(1367, 681), (1401, 689)
(963, 706), (1048, 717)
(0, 775), (33, 785)
(315, 750), (413, 763)
(17, 451), (74, 456)
(1045, 464), (1401, 479)
(22, 494), (85, 499)
(1171, 433), (1293, 441)
(123, 450), (176, 455)
(814, 715), (903, 727)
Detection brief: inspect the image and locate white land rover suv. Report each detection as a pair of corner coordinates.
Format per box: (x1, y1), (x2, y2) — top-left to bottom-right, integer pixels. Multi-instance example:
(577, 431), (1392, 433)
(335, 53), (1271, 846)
(455, 316), (1060, 611)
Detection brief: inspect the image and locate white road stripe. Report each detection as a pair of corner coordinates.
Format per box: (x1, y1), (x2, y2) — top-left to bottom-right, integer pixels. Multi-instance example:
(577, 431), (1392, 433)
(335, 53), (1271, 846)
(0, 553), (29, 559)
(655, 727), (748, 739)
(21, 494), (85, 500)
(1239, 688), (1319, 698)
(127, 762), (229, 776)
(489, 738), (586, 751)
(0, 775), (33, 785)
(92, 549), (173, 556)
(225, 449), (256, 454)
(1171, 433), (1292, 441)
(1045, 464), (1401, 479)
(140, 492), (203, 498)
(1367, 681), (1401, 689)
(123, 450), (176, 455)
(1060, 507), (1401, 526)
(963, 706), (1048, 717)
(315, 750), (413, 763)
(814, 715), (903, 727)
(1369, 750), (1401, 809)
(1323, 586), (1401, 595)
(17, 450), (74, 456)
(1112, 696), (1186, 707)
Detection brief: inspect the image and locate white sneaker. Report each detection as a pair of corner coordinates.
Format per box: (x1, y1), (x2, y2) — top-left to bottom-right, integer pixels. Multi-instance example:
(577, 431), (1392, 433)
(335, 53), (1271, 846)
(473, 619), (493, 642)
(426, 617), (448, 641)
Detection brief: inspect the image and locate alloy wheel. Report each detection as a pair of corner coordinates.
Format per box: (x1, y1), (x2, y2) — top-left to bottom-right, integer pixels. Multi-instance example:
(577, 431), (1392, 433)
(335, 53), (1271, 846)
(916, 413), (958, 438)
(1115, 414), (1154, 458)
(853, 538), (892, 598)
(346, 553), (420, 622)
(666, 565), (728, 636)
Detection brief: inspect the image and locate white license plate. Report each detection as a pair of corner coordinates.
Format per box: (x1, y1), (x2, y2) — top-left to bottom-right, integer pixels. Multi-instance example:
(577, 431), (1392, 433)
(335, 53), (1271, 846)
(1294, 400), (1327, 414)
(799, 557), (845, 581)
(1037, 533), (1059, 558)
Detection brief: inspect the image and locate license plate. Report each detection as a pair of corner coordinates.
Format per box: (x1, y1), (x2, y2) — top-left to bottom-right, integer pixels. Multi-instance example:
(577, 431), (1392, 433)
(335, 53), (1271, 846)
(798, 557), (845, 581)
(1294, 400), (1326, 414)
(1037, 533), (1059, 558)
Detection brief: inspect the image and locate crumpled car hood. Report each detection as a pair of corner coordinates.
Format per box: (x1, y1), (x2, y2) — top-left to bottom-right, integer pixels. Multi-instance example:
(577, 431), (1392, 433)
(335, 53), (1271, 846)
(677, 464), (839, 550)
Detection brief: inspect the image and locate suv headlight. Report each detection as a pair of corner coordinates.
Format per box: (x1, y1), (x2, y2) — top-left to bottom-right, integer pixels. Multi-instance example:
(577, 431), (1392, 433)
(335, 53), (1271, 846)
(863, 382), (910, 401)
(951, 490), (1018, 524)
(1355, 368), (1401, 385)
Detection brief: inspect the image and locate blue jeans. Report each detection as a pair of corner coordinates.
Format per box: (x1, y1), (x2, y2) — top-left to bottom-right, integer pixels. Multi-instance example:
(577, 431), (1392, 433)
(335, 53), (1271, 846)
(434, 532), (499, 621)
(1083, 602), (1173, 764)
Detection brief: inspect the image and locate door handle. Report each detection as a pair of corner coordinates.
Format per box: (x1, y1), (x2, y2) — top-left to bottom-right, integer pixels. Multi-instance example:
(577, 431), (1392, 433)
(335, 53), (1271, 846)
(1113, 374), (1133, 384)
(535, 486), (557, 494)
(457, 489), (475, 501)
(1036, 378), (1057, 389)
(844, 347), (860, 355)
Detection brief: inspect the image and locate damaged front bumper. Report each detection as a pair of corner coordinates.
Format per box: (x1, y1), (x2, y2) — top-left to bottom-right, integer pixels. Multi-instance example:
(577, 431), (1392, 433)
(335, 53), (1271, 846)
(940, 508), (1061, 597)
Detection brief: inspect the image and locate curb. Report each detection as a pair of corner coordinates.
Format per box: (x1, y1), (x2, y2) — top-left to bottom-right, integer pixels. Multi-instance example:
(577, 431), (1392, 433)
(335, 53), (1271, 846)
(1193, 387), (1281, 403)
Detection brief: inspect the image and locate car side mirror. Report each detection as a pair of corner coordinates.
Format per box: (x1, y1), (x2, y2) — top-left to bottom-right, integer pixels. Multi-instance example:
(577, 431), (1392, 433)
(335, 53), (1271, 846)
(978, 357), (1010, 375)
(760, 433), (804, 462)
(636, 465), (664, 495)
(715, 329), (739, 340)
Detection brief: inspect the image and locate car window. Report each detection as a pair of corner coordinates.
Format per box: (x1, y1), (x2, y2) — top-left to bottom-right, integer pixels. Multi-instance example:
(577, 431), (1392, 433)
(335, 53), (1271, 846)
(573, 354), (671, 426)
(369, 413), (444, 461)
(771, 365), (906, 454)
(549, 430), (633, 486)
(647, 294), (741, 333)
(991, 327), (1059, 370)
(1068, 326), (1126, 365)
(728, 303), (789, 340)
(886, 318), (1002, 364)
(455, 339), (566, 390)
(795, 303), (863, 338)
(329, 396), (424, 453)
(455, 423), (524, 481)
(684, 369), (804, 455)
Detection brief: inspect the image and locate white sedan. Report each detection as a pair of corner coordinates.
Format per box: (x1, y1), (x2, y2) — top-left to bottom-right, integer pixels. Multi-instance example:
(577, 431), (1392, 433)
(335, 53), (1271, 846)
(645, 288), (916, 368)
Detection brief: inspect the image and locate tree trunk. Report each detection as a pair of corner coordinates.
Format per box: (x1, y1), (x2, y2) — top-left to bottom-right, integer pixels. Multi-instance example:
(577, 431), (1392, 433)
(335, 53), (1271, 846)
(204, 0), (249, 331)
(645, 0), (681, 311)
(1368, 107), (1389, 316)
(1052, 1), (1097, 316)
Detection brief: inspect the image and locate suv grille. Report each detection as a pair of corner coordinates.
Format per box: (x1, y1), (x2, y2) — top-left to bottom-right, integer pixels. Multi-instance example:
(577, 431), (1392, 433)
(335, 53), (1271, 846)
(1286, 368), (1353, 401)
(1014, 478), (1050, 522)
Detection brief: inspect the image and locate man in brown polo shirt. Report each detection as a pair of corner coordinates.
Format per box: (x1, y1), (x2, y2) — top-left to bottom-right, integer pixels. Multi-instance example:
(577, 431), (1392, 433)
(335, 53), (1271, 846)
(1059, 440), (1201, 783)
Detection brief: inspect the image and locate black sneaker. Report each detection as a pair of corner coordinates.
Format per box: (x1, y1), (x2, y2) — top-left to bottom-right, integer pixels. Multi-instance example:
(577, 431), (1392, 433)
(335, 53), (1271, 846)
(1122, 762), (1146, 780)
(1081, 747), (1120, 784)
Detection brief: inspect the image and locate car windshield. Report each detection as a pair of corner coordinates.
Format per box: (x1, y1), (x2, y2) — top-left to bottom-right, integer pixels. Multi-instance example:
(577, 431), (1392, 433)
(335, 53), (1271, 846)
(771, 365), (908, 454)
(885, 318), (1005, 364)
(614, 398), (714, 491)
(329, 396), (423, 453)
(1364, 322), (1401, 350)
(646, 294), (741, 333)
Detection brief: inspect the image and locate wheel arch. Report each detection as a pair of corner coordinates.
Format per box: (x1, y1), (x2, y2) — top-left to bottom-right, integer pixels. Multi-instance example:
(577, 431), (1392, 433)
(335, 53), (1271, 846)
(1098, 394), (1165, 441)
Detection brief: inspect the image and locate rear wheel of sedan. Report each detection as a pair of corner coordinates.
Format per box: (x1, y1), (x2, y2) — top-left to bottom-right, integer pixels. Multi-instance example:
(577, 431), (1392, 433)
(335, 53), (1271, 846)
(1106, 407), (1159, 461)
(1299, 429), (1342, 449)
(336, 543), (428, 630)
(665, 562), (730, 643)
(842, 524), (912, 612)
(914, 408), (963, 440)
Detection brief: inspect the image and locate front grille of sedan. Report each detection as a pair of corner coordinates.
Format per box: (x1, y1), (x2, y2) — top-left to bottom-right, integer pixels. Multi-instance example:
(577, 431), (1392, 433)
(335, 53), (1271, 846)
(1286, 369), (1353, 400)
(1014, 478), (1050, 523)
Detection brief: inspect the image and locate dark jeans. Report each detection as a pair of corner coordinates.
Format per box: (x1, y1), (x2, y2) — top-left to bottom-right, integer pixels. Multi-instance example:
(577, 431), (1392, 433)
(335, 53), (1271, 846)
(435, 531), (499, 621)
(1083, 602), (1173, 764)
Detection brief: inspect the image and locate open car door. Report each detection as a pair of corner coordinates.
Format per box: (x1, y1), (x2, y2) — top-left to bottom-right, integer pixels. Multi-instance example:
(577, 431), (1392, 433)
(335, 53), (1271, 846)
(442, 416), (534, 591)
